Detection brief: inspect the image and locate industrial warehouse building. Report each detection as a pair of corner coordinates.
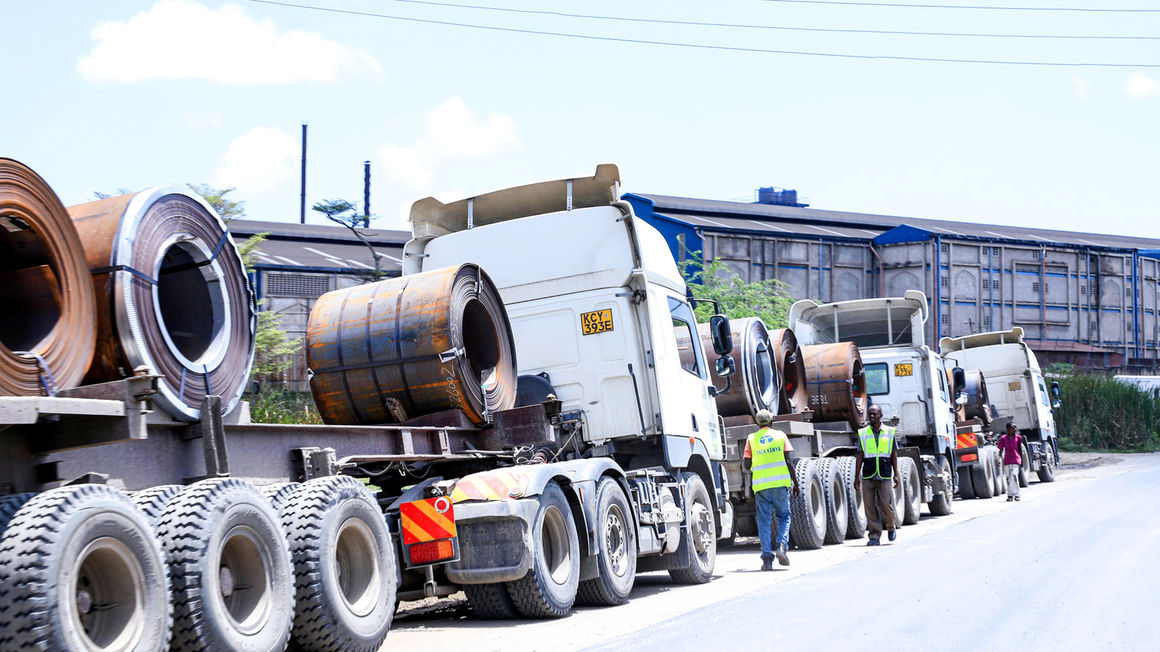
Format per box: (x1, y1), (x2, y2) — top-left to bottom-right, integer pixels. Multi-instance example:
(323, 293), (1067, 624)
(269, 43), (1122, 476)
(234, 190), (1160, 388)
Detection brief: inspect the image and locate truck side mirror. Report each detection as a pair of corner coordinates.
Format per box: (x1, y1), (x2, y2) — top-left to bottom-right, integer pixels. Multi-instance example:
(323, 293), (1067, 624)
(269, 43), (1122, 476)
(715, 355), (736, 378)
(955, 392), (968, 406)
(951, 366), (967, 395)
(709, 314), (733, 355)
(1050, 381), (1062, 408)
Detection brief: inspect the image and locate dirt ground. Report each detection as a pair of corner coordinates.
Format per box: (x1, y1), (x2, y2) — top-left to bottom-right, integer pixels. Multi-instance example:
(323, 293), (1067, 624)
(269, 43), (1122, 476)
(1058, 451), (1129, 469)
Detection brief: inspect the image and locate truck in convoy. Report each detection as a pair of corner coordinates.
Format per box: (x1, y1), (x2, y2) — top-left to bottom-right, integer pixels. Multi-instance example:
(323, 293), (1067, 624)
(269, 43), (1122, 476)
(940, 326), (1061, 490)
(722, 290), (958, 550)
(0, 165), (735, 650)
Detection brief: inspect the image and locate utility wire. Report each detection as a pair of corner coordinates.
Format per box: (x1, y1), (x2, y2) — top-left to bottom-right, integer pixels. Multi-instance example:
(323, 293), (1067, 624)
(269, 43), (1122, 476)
(758, 0), (1160, 12)
(378, 0), (1160, 41)
(248, 0), (1160, 67)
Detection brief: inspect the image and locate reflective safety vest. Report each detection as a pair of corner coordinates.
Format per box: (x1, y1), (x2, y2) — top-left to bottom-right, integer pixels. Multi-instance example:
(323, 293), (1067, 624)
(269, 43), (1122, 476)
(859, 425), (896, 480)
(748, 428), (792, 492)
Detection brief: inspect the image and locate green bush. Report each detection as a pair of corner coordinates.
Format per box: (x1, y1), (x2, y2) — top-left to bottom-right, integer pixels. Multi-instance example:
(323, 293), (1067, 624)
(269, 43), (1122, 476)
(1055, 373), (1160, 452)
(246, 391), (323, 425)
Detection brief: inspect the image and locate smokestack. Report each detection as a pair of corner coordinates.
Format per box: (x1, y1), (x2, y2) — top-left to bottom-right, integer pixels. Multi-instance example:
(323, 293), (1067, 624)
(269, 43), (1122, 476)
(363, 160), (371, 228)
(299, 123), (308, 224)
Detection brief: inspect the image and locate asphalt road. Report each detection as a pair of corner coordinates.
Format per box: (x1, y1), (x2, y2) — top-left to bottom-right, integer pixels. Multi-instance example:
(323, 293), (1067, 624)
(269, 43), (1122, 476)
(389, 453), (1160, 651)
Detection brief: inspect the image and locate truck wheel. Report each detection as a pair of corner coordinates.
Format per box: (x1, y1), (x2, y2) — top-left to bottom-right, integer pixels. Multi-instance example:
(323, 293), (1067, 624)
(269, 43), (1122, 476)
(282, 476), (395, 652)
(132, 484), (184, 527)
(1037, 441), (1057, 483)
(836, 457), (866, 539)
(668, 473), (716, 585)
(972, 453), (995, 499)
(899, 457), (921, 525)
(990, 448), (1005, 497)
(0, 492), (35, 534)
(507, 482), (580, 617)
(927, 457), (954, 516)
(577, 477), (637, 605)
(890, 466), (905, 520)
(158, 478), (293, 651)
(465, 583), (520, 619)
(958, 463), (977, 499)
(260, 482), (301, 515)
(789, 458), (826, 550)
(0, 485), (171, 651)
(816, 459), (848, 545)
(1018, 442), (1031, 488)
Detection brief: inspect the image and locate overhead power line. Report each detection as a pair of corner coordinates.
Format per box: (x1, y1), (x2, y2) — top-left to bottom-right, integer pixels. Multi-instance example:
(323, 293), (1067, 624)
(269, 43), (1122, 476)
(759, 0), (1160, 12)
(248, 0), (1160, 68)
(379, 0), (1160, 40)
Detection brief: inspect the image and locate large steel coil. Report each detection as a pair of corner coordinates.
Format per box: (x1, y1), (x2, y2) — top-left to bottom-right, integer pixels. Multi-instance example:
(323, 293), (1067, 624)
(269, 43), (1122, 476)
(687, 317), (777, 418)
(802, 342), (868, 429)
(953, 368), (993, 425)
(307, 263), (517, 426)
(67, 188), (255, 421)
(769, 328), (808, 414)
(0, 159), (96, 395)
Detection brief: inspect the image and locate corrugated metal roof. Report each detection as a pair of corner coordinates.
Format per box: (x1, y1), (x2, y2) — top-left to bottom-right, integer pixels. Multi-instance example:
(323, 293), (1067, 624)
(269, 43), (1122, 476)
(230, 219), (409, 273)
(637, 194), (1160, 250)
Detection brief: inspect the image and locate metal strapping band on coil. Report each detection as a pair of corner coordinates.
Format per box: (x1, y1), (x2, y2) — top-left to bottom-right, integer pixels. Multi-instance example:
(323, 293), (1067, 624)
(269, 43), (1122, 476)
(67, 187), (256, 421)
(0, 158), (97, 396)
(307, 263), (518, 426)
(802, 341), (869, 429)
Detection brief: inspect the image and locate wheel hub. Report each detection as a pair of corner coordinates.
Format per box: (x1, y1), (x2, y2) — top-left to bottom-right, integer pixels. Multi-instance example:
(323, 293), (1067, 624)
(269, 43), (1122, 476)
(604, 508), (627, 576)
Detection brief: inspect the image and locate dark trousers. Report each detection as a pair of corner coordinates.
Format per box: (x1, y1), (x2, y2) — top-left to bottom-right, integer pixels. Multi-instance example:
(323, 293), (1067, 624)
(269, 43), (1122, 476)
(862, 478), (897, 540)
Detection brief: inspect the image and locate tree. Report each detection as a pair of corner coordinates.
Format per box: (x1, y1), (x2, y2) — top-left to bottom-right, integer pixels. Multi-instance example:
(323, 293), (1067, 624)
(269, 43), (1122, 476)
(312, 198), (385, 281)
(187, 183), (246, 222)
(680, 248), (794, 328)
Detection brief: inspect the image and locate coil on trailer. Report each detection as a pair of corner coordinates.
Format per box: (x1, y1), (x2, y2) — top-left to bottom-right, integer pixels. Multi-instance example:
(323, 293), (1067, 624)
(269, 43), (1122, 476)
(954, 368), (993, 425)
(307, 263), (517, 425)
(683, 317), (778, 418)
(769, 328), (809, 415)
(68, 188), (255, 421)
(0, 159), (97, 396)
(802, 342), (868, 429)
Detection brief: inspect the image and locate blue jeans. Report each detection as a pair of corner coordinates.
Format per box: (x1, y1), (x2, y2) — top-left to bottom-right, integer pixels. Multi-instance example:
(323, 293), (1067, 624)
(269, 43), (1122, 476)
(755, 486), (792, 558)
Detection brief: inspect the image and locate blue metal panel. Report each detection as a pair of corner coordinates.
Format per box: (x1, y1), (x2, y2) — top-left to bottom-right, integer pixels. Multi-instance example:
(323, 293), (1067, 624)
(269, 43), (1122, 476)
(873, 224), (934, 246)
(623, 193), (704, 272)
(1138, 249), (1160, 260)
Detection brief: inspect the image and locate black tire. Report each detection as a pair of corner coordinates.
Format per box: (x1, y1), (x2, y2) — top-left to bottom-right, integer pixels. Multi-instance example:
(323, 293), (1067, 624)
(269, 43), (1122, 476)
(465, 583), (520, 619)
(899, 457), (921, 526)
(282, 476), (396, 652)
(507, 482), (580, 617)
(958, 462), (977, 500)
(1037, 440), (1057, 482)
(928, 457), (954, 516)
(0, 492), (35, 534)
(789, 458), (826, 550)
(132, 484), (184, 527)
(972, 455), (995, 499)
(261, 482), (302, 515)
(0, 485), (171, 650)
(837, 457), (866, 539)
(158, 478), (293, 651)
(668, 473), (717, 585)
(576, 478), (637, 605)
(991, 448), (1005, 496)
(1018, 442), (1031, 488)
(816, 459), (848, 545)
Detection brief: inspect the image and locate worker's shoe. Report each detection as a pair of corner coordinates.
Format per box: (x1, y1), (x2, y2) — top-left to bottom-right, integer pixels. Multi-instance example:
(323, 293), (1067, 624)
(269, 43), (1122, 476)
(866, 538), (881, 547)
(1007, 496), (1015, 502)
(1014, 496), (1021, 502)
(775, 544), (790, 567)
(888, 529), (897, 542)
(761, 556), (774, 571)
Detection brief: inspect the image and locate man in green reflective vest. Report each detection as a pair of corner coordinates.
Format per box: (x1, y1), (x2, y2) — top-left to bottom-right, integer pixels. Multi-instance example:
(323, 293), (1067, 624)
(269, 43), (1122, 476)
(854, 405), (899, 546)
(743, 409), (800, 570)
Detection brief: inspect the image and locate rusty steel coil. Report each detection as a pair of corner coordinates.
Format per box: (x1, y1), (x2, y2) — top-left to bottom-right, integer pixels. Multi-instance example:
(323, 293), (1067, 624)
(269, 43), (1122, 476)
(67, 188), (255, 421)
(689, 317), (777, 418)
(953, 368), (993, 425)
(307, 263), (517, 426)
(769, 328), (808, 415)
(802, 342), (868, 429)
(0, 159), (96, 395)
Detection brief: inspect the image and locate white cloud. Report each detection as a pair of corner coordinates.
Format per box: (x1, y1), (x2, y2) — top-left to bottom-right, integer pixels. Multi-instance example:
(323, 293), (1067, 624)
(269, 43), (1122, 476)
(212, 126), (298, 195)
(181, 111), (222, 131)
(1125, 73), (1160, 98)
(78, 0), (382, 84)
(1070, 75), (1091, 100)
(378, 96), (520, 191)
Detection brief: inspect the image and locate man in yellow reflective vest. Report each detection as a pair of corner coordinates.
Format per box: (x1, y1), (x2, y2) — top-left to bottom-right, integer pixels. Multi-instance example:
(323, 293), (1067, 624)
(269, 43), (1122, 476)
(743, 409), (800, 570)
(854, 405), (900, 546)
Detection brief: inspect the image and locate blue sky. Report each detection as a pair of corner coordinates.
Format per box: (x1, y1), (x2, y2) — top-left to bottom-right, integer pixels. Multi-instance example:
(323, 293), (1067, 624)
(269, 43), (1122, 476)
(2, 0), (1157, 237)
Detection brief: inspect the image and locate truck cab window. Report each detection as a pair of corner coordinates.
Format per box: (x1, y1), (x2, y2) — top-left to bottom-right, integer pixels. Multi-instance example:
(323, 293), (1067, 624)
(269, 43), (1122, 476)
(1037, 376), (1050, 407)
(668, 297), (705, 379)
(864, 362), (889, 395)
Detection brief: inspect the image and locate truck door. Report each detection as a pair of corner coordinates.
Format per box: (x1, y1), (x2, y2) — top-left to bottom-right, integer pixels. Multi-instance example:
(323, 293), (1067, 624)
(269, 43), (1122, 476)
(1031, 372), (1055, 441)
(650, 292), (721, 461)
(931, 353), (955, 454)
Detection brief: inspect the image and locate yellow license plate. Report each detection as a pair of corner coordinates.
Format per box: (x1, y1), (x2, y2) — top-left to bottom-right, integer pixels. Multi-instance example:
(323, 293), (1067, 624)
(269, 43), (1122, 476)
(581, 309), (614, 335)
(1008, 381), (1022, 392)
(894, 363), (913, 377)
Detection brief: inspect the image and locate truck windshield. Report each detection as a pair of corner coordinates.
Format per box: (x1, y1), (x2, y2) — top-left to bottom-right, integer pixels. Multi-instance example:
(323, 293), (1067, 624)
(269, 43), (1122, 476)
(864, 362), (889, 395)
(668, 297), (705, 379)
